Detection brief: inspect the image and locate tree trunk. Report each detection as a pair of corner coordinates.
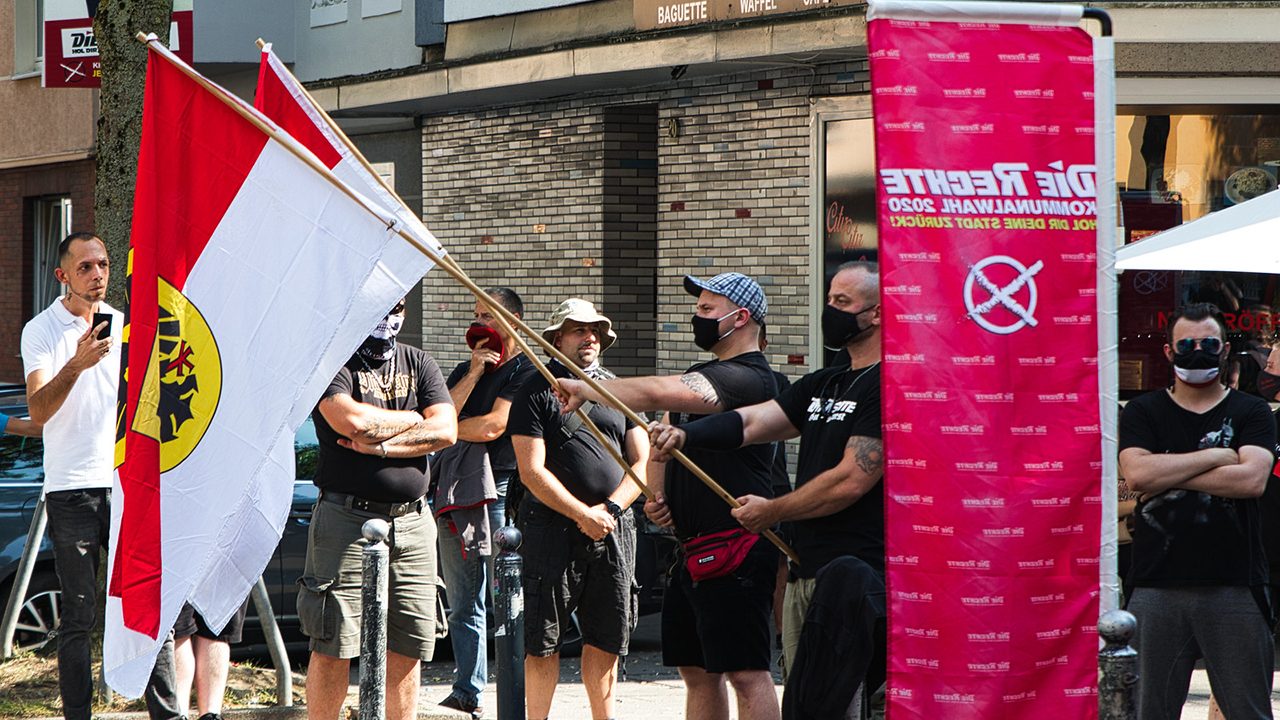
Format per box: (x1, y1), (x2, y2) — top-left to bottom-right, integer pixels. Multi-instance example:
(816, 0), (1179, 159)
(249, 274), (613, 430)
(93, 0), (172, 308)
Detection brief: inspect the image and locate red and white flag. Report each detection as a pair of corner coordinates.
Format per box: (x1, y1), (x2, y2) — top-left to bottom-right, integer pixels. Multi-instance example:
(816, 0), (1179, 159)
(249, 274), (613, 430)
(104, 39), (437, 695)
(254, 43), (444, 262)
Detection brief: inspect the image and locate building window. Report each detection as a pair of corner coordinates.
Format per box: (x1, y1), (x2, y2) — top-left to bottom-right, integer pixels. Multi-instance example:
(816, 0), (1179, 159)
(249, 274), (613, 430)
(13, 0), (44, 76)
(32, 196), (72, 315)
(1117, 109), (1280, 399)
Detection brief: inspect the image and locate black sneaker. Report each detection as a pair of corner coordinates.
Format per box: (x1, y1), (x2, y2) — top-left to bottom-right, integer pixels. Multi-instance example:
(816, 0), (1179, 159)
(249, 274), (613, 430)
(439, 695), (484, 718)
(196, 714), (223, 720)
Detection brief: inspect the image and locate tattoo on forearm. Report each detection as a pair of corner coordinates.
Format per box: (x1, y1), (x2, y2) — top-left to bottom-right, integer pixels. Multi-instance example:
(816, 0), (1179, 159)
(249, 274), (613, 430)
(389, 423), (449, 452)
(848, 436), (884, 478)
(680, 372), (720, 406)
(353, 418), (417, 441)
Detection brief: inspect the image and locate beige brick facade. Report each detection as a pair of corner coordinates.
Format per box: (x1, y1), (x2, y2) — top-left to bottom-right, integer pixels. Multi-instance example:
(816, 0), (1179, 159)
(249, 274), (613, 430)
(421, 61), (868, 382)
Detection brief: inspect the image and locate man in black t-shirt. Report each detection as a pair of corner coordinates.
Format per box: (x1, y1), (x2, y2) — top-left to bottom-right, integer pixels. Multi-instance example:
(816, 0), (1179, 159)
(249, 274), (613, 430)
(509, 298), (649, 720)
(304, 299), (457, 720)
(1119, 303), (1276, 720)
(557, 272), (781, 720)
(649, 262), (885, 700)
(437, 287), (535, 717)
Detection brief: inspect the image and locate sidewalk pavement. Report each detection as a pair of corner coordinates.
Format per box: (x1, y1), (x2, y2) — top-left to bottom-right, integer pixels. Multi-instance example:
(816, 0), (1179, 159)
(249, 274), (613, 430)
(38, 668), (1276, 719)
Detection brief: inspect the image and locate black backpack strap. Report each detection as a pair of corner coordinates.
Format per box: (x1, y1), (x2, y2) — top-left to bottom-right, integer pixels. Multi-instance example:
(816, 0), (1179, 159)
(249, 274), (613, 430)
(549, 400), (595, 452)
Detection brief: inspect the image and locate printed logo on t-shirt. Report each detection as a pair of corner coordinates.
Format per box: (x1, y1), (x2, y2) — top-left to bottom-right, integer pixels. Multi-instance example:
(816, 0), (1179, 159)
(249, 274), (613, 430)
(358, 371), (412, 402)
(806, 396), (858, 422)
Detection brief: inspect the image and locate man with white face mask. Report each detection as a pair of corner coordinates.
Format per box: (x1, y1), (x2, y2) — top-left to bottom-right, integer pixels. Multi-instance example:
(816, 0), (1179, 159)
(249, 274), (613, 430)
(1119, 302), (1276, 720)
(303, 298), (458, 720)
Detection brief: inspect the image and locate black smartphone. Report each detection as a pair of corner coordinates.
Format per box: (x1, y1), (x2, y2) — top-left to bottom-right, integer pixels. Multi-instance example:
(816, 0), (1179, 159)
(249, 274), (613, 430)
(91, 312), (113, 341)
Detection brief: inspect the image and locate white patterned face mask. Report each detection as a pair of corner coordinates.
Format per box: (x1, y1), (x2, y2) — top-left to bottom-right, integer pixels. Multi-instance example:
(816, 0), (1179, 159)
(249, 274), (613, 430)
(359, 310), (405, 360)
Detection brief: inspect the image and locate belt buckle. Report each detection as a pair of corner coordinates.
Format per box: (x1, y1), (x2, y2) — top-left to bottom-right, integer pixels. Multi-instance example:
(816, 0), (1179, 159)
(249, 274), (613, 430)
(389, 501), (408, 519)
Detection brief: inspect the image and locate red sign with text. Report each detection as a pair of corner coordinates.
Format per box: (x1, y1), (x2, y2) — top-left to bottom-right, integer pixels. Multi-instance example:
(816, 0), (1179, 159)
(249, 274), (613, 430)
(43, 11), (192, 89)
(870, 16), (1101, 719)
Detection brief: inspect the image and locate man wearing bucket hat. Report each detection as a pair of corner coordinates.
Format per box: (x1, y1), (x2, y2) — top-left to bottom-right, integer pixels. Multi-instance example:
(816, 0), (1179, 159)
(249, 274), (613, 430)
(509, 298), (649, 720)
(557, 273), (781, 720)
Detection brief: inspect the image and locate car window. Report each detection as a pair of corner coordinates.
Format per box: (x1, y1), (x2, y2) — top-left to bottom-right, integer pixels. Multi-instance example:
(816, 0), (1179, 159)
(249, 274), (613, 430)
(295, 417), (319, 482)
(0, 434), (45, 484)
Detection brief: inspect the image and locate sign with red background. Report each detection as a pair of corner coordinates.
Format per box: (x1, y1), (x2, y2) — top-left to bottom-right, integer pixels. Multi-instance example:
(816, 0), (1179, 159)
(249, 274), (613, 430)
(43, 11), (191, 89)
(869, 16), (1102, 719)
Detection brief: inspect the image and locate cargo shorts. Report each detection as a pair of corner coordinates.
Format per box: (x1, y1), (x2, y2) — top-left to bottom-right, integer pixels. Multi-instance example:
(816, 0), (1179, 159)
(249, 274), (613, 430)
(296, 498), (439, 660)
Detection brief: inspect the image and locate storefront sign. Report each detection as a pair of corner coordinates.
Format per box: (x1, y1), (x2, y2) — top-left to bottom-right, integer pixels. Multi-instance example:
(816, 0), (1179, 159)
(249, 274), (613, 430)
(43, 0), (192, 89)
(634, 0), (861, 31)
(870, 7), (1102, 718)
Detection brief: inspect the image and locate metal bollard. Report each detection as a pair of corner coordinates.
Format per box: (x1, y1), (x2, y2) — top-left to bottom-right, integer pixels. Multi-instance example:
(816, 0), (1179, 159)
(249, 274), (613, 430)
(359, 519), (391, 720)
(1098, 609), (1139, 720)
(493, 525), (525, 720)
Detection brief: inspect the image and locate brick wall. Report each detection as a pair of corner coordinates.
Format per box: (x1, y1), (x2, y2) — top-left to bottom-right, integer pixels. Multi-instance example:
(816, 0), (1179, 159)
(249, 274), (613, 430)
(0, 160), (96, 383)
(419, 62), (867, 380)
(601, 105), (658, 377)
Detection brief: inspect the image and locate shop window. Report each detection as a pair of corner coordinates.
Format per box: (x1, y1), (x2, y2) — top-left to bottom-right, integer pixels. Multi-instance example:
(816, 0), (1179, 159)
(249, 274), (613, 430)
(31, 196), (72, 316)
(1117, 110), (1280, 399)
(808, 109), (880, 366)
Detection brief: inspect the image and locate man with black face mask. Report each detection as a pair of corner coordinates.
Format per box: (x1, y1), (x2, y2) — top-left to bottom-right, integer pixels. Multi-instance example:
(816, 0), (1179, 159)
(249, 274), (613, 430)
(1119, 302), (1276, 720)
(648, 261), (886, 716)
(305, 298), (457, 720)
(556, 271), (782, 720)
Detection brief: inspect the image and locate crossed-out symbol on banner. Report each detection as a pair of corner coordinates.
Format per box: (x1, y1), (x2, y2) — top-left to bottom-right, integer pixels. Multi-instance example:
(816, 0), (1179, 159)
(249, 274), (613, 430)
(964, 255), (1044, 335)
(61, 63), (86, 82)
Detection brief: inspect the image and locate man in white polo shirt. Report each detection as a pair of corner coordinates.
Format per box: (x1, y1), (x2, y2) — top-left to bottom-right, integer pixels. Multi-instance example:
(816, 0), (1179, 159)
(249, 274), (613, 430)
(21, 232), (180, 720)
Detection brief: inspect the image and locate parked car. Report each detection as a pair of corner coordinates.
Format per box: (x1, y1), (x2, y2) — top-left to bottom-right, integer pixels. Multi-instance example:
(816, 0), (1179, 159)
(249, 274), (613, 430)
(0, 384), (676, 657)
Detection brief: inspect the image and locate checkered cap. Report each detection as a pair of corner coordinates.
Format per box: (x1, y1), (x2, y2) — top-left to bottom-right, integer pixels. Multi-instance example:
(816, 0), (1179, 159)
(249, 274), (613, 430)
(683, 272), (768, 324)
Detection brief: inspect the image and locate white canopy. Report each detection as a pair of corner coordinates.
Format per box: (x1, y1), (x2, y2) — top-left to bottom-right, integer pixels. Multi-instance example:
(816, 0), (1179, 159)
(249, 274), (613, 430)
(1115, 189), (1280, 272)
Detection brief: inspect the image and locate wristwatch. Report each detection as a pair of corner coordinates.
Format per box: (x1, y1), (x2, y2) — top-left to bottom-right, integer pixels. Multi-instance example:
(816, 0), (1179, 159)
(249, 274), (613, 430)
(604, 499), (625, 519)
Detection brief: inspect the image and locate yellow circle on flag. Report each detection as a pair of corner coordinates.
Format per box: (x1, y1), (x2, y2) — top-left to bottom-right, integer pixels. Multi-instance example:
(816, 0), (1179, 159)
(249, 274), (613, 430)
(130, 278), (222, 473)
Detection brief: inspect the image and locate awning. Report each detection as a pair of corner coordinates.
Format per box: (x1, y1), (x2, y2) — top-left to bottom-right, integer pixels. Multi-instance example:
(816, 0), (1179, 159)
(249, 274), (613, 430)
(1116, 188), (1280, 273)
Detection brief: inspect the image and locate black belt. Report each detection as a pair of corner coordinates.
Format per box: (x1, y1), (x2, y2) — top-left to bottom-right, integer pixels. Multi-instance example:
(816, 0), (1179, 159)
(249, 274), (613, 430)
(320, 491), (424, 519)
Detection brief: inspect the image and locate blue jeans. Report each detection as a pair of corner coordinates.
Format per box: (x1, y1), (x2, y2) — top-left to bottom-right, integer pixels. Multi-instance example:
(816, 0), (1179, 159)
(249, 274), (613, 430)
(45, 489), (181, 720)
(437, 475), (509, 705)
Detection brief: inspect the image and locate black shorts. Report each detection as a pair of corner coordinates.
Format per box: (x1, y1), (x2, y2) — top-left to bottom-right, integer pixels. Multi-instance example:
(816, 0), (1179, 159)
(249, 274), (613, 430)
(173, 599), (250, 644)
(661, 537), (777, 673)
(519, 500), (636, 656)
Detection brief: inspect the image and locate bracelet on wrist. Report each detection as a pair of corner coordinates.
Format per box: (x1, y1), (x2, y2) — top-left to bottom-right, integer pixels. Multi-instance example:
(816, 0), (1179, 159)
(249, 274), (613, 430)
(0, 411), (9, 434)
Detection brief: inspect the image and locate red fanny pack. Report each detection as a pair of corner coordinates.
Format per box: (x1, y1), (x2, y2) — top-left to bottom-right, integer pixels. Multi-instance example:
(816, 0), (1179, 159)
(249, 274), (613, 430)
(682, 528), (760, 582)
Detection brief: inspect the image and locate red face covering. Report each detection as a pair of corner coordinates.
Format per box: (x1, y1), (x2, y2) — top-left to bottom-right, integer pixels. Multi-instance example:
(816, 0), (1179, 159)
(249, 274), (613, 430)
(465, 323), (506, 373)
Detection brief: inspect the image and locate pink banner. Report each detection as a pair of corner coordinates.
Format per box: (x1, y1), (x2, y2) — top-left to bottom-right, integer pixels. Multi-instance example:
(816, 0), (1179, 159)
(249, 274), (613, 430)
(870, 16), (1101, 719)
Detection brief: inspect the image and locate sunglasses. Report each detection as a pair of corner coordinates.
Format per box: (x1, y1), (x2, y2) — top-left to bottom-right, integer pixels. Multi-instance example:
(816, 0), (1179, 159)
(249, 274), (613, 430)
(389, 302), (406, 315)
(1174, 337), (1223, 355)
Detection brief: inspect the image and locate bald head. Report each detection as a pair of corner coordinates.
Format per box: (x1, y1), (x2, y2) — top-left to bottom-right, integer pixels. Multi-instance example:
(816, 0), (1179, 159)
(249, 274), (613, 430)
(833, 261), (879, 307)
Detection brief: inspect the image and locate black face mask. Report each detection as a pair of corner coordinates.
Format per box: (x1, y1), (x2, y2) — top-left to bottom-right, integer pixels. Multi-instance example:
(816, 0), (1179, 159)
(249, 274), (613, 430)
(1171, 348), (1222, 387)
(1258, 370), (1280, 400)
(691, 310), (741, 351)
(822, 303), (877, 350)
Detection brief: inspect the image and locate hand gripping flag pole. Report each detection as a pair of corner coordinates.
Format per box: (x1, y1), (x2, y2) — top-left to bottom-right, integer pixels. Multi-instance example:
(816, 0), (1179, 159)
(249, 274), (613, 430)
(235, 36), (793, 563)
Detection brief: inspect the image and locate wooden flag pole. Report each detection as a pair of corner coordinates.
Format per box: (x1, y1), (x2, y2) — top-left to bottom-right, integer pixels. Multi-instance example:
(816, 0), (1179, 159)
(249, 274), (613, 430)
(139, 34), (797, 565)
(252, 38), (653, 502)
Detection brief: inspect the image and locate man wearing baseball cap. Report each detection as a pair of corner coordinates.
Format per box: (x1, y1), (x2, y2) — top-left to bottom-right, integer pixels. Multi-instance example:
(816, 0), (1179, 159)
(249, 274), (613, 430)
(558, 273), (782, 720)
(509, 298), (649, 720)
